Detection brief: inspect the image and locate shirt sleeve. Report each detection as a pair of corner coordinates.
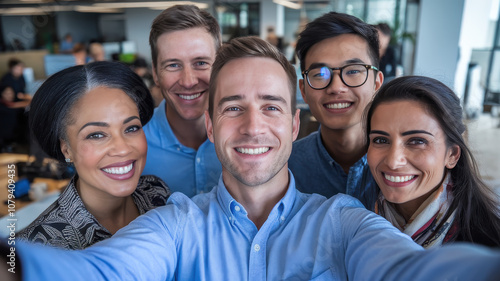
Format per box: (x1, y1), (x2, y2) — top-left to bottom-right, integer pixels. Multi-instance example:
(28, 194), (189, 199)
(340, 205), (500, 281)
(18, 200), (187, 281)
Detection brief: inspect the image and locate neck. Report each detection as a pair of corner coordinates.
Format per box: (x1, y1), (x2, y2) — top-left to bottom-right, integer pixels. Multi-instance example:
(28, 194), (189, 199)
(165, 103), (207, 150)
(320, 125), (367, 174)
(76, 181), (139, 234)
(223, 167), (290, 229)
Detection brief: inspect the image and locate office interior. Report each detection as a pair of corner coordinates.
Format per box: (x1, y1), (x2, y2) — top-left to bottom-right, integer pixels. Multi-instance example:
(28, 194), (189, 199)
(0, 0), (499, 236)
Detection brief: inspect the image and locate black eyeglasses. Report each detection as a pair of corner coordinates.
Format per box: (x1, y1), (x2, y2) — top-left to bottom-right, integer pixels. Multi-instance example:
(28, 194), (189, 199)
(302, 64), (379, 90)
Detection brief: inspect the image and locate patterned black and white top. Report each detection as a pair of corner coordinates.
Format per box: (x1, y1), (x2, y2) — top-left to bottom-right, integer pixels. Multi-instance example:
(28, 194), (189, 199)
(17, 175), (170, 249)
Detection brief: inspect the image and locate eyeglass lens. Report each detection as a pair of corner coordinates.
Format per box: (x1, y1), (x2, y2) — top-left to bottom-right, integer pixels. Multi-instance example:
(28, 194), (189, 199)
(307, 65), (369, 89)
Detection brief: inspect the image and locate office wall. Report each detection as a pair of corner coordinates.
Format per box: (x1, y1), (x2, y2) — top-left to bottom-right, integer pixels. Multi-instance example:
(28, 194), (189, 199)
(56, 12), (99, 44)
(1, 16), (36, 50)
(413, 0), (464, 89)
(124, 8), (162, 64)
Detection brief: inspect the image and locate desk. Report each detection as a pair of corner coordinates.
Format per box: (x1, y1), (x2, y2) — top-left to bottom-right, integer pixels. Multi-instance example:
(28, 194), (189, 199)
(0, 153), (68, 216)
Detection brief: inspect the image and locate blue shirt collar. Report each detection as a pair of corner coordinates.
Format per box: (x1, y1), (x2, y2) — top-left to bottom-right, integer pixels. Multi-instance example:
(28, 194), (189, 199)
(215, 170), (297, 224)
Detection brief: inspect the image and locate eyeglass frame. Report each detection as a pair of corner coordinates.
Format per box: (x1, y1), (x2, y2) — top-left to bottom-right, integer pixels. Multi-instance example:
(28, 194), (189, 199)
(302, 63), (380, 90)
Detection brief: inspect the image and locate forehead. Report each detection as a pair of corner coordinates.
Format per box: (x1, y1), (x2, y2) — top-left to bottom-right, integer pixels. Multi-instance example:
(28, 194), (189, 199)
(215, 57), (291, 105)
(156, 27), (216, 62)
(372, 100), (443, 132)
(305, 34), (373, 68)
(71, 87), (137, 117)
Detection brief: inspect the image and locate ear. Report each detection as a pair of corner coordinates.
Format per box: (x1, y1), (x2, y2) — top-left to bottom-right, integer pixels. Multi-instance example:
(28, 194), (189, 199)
(299, 79), (308, 104)
(152, 64), (160, 86)
(374, 70), (384, 92)
(445, 145), (461, 169)
(205, 110), (214, 143)
(292, 109), (301, 142)
(60, 139), (72, 160)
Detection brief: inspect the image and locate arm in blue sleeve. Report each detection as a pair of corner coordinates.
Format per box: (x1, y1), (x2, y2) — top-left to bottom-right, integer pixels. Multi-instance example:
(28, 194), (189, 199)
(342, 206), (500, 281)
(19, 204), (183, 281)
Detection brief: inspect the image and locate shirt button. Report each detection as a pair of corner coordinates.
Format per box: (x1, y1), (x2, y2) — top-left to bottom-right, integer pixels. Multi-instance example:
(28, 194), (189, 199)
(196, 157), (201, 163)
(254, 244), (260, 252)
(177, 147), (181, 151)
(280, 216), (285, 221)
(234, 205), (241, 212)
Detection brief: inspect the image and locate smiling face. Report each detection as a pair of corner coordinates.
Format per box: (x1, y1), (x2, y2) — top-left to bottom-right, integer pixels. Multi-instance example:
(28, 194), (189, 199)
(300, 34), (383, 132)
(367, 100), (460, 214)
(152, 27), (216, 122)
(60, 87), (147, 199)
(206, 57), (300, 188)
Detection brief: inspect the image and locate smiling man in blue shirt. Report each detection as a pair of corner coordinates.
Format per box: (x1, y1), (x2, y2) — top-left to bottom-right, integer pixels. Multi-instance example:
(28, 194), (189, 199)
(142, 5), (222, 197)
(10, 36), (500, 281)
(289, 12), (382, 209)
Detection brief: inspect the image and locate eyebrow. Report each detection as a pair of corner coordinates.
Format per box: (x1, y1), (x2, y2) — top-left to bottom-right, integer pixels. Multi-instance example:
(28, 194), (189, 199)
(369, 130), (434, 137)
(78, 116), (140, 133)
(307, 58), (366, 70)
(217, 94), (287, 109)
(402, 130), (434, 136)
(369, 130), (389, 136)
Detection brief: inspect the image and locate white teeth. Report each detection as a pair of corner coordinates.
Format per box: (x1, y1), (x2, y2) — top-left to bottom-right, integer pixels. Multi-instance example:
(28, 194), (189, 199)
(179, 93), (202, 100)
(236, 147), (270, 155)
(384, 174), (415, 183)
(326, 103), (351, 109)
(103, 163), (133, 175)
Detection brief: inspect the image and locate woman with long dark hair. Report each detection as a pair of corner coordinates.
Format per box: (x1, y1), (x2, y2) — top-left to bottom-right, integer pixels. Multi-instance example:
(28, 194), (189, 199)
(365, 75), (500, 248)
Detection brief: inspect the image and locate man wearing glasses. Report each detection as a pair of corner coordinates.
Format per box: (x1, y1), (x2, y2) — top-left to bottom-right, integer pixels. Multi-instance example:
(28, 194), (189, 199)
(289, 12), (383, 209)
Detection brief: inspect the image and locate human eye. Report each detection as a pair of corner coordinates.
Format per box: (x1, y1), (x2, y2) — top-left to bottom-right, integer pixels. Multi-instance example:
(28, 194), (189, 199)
(408, 138), (428, 146)
(344, 65), (365, 76)
(310, 67), (329, 78)
(225, 106), (241, 112)
(194, 61), (210, 69)
(125, 125), (141, 133)
(86, 132), (105, 140)
(371, 136), (388, 145)
(165, 63), (181, 71)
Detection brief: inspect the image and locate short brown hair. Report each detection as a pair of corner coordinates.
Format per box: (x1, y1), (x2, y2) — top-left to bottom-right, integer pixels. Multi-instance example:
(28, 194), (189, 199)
(208, 36), (297, 119)
(149, 5), (221, 67)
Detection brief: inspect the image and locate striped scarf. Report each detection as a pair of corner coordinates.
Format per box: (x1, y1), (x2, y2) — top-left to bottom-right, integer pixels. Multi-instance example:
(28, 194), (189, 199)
(375, 173), (457, 249)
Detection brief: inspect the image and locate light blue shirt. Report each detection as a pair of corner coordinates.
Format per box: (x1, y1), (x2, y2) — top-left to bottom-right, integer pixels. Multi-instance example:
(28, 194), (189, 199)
(18, 172), (500, 280)
(289, 128), (378, 210)
(142, 100), (221, 197)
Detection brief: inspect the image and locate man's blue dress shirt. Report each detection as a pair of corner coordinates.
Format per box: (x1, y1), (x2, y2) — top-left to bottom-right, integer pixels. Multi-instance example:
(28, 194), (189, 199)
(142, 100), (222, 197)
(19, 172), (500, 281)
(289, 129), (378, 210)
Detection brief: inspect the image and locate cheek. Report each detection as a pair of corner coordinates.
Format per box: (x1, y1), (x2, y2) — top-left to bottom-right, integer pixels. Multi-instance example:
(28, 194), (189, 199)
(199, 71), (211, 85)
(74, 142), (100, 168)
(137, 134), (148, 156)
(367, 148), (383, 170)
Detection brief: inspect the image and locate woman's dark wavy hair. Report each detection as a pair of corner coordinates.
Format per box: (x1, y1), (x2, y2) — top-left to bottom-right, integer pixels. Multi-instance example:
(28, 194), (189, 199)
(29, 61), (154, 162)
(365, 75), (500, 247)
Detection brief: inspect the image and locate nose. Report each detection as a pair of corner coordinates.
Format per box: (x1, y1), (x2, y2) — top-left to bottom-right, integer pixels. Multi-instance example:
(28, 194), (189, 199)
(109, 135), (132, 157)
(179, 67), (198, 89)
(384, 144), (407, 170)
(240, 108), (265, 136)
(326, 70), (348, 94)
